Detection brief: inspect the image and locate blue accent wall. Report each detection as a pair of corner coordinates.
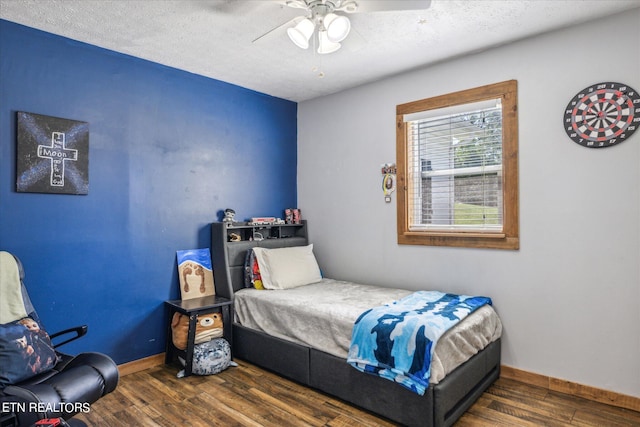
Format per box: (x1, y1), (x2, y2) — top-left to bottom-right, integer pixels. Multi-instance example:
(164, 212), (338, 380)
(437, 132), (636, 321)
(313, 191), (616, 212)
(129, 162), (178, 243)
(0, 20), (297, 364)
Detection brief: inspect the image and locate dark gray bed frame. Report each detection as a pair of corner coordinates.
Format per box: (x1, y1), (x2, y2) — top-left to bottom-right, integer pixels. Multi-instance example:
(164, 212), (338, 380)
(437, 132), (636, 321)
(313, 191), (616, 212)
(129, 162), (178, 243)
(211, 221), (501, 427)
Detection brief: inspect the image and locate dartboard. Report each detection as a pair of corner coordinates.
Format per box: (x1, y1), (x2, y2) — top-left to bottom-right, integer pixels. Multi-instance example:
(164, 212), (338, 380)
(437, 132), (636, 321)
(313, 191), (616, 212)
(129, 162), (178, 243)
(564, 82), (640, 148)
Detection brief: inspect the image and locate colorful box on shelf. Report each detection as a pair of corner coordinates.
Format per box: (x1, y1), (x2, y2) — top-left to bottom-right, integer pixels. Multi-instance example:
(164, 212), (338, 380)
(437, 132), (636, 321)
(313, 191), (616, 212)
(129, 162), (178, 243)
(250, 217), (276, 225)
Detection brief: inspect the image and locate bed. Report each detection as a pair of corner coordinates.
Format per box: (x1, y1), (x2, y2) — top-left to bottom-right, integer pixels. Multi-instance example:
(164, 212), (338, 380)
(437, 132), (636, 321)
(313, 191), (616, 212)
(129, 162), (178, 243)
(211, 221), (502, 427)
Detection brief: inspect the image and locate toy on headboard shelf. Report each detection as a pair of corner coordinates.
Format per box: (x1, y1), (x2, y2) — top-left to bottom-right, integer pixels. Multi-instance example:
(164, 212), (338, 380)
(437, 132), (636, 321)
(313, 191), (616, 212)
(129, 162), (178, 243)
(222, 209), (235, 226)
(249, 217), (276, 225)
(284, 208), (301, 224)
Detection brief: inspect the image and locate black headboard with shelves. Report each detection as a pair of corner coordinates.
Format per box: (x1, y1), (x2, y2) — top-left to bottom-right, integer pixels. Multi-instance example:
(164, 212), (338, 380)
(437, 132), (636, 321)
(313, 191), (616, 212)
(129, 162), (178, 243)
(210, 221), (308, 299)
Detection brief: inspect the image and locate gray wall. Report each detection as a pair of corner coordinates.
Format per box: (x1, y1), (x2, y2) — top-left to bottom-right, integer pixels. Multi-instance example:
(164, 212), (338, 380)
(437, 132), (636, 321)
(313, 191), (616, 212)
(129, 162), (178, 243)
(298, 10), (640, 397)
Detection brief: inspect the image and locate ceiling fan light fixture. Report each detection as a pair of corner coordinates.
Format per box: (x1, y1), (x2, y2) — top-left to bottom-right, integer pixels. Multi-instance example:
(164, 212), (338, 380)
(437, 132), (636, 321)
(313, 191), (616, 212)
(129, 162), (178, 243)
(323, 13), (351, 43)
(317, 30), (341, 54)
(287, 18), (315, 49)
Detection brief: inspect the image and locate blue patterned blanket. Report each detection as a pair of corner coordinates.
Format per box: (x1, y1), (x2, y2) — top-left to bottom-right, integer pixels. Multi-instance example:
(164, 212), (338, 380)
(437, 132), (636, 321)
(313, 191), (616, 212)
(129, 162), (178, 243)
(347, 291), (492, 395)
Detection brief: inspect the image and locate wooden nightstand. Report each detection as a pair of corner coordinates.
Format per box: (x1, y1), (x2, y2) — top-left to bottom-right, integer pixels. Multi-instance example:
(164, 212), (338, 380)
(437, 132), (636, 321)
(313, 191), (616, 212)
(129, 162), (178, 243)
(164, 295), (233, 377)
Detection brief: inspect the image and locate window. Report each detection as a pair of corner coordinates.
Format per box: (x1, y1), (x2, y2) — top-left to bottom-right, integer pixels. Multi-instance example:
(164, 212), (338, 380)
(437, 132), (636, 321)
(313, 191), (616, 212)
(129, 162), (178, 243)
(396, 80), (519, 249)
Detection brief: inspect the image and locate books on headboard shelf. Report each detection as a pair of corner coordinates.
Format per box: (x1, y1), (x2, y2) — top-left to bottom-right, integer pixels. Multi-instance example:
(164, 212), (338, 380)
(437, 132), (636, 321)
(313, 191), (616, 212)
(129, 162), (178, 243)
(215, 220), (307, 243)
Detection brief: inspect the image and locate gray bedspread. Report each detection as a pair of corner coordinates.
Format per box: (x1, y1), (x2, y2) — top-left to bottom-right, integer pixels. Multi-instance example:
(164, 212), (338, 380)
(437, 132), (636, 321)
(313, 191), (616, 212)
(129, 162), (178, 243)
(234, 278), (502, 384)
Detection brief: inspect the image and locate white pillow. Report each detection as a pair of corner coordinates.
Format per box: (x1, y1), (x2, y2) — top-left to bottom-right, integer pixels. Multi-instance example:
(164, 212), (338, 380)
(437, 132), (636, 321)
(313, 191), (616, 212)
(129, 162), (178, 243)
(252, 245), (322, 290)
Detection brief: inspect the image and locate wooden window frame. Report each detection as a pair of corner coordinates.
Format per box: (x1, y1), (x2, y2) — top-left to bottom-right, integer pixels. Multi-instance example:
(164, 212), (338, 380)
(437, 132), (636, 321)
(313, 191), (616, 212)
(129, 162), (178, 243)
(396, 80), (519, 250)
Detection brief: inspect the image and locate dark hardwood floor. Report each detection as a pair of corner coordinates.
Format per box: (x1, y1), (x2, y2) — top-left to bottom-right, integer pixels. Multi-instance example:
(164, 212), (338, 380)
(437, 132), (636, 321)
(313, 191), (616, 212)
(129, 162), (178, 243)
(76, 360), (640, 426)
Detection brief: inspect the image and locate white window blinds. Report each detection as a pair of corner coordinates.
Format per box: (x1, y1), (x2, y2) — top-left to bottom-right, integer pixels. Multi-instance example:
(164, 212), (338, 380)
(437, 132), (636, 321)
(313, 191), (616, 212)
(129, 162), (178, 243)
(405, 99), (504, 232)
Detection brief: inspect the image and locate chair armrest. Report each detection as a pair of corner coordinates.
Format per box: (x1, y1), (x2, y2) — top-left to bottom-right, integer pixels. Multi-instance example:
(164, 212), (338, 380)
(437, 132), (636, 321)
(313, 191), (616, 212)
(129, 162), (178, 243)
(50, 325), (88, 348)
(0, 411), (18, 427)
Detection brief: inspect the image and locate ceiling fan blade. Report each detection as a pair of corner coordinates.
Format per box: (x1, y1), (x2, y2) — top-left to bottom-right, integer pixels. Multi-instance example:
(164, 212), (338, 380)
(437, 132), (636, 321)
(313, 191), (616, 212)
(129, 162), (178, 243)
(273, 0), (309, 10)
(252, 16), (299, 43)
(341, 26), (367, 52)
(193, 0), (258, 14)
(350, 0), (432, 13)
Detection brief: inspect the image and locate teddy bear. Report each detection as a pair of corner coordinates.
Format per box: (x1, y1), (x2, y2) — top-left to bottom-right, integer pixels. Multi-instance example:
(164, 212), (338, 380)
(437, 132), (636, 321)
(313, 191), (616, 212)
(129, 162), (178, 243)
(171, 311), (223, 351)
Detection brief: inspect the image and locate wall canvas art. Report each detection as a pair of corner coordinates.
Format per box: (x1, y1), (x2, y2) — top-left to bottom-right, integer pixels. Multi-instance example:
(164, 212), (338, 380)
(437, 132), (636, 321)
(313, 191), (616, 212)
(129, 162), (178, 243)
(16, 112), (89, 195)
(177, 249), (215, 300)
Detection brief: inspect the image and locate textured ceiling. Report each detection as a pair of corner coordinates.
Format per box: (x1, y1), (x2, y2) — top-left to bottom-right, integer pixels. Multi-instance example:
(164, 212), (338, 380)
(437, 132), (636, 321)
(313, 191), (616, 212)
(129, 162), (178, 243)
(1, 0), (640, 102)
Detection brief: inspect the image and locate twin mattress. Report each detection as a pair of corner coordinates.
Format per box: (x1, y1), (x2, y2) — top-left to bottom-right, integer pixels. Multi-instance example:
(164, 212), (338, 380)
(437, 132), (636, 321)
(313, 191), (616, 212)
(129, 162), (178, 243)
(233, 278), (502, 384)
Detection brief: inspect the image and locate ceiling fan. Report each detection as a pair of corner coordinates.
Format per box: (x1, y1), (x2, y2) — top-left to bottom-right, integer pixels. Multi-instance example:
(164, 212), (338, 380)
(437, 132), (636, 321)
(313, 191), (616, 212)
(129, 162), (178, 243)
(258, 0), (433, 54)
